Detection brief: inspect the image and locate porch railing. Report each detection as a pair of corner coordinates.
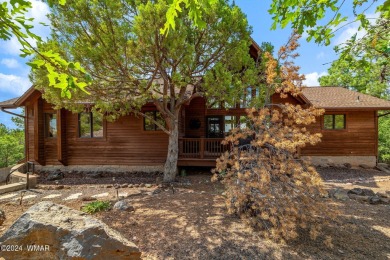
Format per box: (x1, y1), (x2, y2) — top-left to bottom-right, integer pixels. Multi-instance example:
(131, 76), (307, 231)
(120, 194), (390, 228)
(178, 138), (230, 159)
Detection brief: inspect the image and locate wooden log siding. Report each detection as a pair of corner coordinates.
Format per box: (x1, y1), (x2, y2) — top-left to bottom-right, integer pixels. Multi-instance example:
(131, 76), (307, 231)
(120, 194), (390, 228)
(34, 97), (45, 165)
(55, 112), (169, 166)
(301, 111), (377, 156)
(57, 109), (67, 165)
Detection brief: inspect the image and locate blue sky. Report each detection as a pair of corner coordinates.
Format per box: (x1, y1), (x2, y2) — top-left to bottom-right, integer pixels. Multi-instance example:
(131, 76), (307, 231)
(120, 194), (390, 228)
(0, 0), (382, 128)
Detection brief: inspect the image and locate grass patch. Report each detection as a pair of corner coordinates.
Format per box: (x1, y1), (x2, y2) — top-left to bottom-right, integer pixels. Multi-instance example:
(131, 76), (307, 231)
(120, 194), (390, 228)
(81, 201), (111, 214)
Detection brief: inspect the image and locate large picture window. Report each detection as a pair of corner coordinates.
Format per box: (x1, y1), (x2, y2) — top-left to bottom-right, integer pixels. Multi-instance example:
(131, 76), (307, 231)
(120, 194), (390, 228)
(79, 112), (104, 138)
(324, 114), (346, 130)
(144, 111), (165, 131)
(45, 113), (57, 138)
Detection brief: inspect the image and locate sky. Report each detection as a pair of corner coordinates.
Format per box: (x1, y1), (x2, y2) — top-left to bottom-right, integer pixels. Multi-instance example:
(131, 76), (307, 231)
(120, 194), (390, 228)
(0, 0), (382, 128)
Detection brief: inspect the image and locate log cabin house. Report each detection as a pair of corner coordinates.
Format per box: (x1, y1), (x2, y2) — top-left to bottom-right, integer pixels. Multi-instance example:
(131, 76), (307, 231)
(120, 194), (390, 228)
(1, 85), (390, 170)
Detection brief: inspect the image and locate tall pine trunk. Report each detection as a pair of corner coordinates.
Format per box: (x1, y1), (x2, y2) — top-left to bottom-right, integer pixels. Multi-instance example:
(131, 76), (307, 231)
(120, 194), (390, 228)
(163, 120), (179, 182)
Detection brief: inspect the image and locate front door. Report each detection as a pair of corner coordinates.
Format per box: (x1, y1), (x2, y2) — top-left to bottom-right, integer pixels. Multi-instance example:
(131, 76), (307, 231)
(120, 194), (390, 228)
(206, 116), (224, 138)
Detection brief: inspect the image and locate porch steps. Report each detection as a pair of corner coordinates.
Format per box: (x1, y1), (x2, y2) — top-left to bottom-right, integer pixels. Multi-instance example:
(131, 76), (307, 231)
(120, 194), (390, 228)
(0, 182), (26, 195)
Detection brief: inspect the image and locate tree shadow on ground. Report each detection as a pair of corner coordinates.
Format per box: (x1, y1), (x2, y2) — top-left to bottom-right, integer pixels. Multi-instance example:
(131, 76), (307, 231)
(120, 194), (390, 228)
(98, 181), (390, 260)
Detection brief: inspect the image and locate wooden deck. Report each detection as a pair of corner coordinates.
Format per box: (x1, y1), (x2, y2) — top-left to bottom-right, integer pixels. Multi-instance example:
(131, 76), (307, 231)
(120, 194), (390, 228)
(178, 138), (228, 166)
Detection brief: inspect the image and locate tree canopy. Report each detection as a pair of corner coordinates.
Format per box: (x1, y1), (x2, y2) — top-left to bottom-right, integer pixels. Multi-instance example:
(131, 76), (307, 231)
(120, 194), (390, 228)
(31, 0), (253, 181)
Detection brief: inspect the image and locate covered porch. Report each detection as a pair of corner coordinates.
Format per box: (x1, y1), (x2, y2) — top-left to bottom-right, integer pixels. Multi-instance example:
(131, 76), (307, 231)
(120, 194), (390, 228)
(177, 137), (229, 166)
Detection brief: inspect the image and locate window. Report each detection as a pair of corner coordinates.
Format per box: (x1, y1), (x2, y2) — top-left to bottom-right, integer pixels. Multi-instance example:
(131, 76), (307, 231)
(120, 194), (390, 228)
(45, 113), (57, 138)
(224, 116), (236, 133)
(79, 112), (104, 138)
(144, 111), (165, 131)
(324, 114), (345, 130)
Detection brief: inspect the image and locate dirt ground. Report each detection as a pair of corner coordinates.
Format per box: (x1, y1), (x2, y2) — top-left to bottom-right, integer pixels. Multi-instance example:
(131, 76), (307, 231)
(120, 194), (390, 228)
(0, 167), (389, 259)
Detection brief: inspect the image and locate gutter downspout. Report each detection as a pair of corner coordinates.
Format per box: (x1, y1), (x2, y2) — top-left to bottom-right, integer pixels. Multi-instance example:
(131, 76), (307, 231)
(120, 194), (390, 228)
(0, 107), (25, 118)
(1, 107), (27, 162)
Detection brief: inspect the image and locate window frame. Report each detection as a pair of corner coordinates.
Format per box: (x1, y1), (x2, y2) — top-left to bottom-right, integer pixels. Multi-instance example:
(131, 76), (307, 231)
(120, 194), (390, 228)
(322, 114), (346, 130)
(44, 112), (57, 139)
(77, 112), (106, 139)
(143, 111), (165, 131)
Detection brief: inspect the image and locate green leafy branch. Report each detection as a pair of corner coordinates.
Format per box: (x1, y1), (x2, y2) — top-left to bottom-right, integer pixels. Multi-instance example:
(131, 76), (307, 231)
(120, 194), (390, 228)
(0, 0), (90, 98)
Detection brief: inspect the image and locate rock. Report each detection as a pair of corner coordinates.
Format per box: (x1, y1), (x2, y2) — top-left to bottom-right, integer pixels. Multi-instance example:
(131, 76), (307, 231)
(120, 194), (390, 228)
(145, 184), (152, 188)
(54, 185), (64, 190)
(0, 202), (140, 259)
(376, 192), (389, 198)
(81, 196), (97, 202)
(152, 189), (162, 195)
(139, 183), (145, 188)
(121, 184), (129, 188)
(362, 189), (376, 197)
(348, 188), (375, 197)
(359, 164), (371, 169)
(348, 188), (364, 196)
(344, 163), (352, 169)
(332, 189), (349, 201)
(105, 185), (113, 188)
(155, 176), (163, 184)
(113, 200), (135, 212)
(86, 171), (102, 179)
(0, 209), (5, 225)
(128, 184), (134, 188)
(380, 198), (389, 204)
(369, 196), (381, 205)
(46, 170), (64, 181)
(348, 194), (370, 203)
(134, 184), (139, 188)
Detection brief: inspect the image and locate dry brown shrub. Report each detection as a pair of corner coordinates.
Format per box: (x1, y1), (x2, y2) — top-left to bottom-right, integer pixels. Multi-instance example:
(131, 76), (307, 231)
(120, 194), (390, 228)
(213, 33), (337, 244)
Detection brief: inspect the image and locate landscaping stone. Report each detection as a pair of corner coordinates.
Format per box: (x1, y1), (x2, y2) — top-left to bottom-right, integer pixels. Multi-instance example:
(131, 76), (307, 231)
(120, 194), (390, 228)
(369, 196), (382, 205)
(121, 184), (128, 188)
(81, 196), (97, 201)
(359, 164), (371, 169)
(344, 163), (352, 169)
(46, 170), (64, 181)
(86, 171), (102, 178)
(139, 183), (145, 187)
(54, 185), (64, 190)
(348, 188), (375, 197)
(0, 201), (140, 259)
(145, 184), (152, 188)
(113, 200), (135, 212)
(348, 194), (370, 203)
(0, 209), (5, 225)
(376, 192), (389, 198)
(330, 189), (349, 200)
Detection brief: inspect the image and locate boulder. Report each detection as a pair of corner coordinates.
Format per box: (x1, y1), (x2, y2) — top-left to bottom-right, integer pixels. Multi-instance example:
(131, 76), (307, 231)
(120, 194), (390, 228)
(46, 170), (64, 181)
(0, 201), (140, 259)
(113, 200), (135, 212)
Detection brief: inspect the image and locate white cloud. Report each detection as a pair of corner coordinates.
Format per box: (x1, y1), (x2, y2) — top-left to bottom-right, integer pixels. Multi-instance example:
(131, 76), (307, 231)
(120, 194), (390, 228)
(0, 73), (31, 96)
(0, 0), (50, 56)
(334, 12), (379, 46)
(303, 72), (328, 87)
(1, 58), (20, 69)
(316, 52), (325, 59)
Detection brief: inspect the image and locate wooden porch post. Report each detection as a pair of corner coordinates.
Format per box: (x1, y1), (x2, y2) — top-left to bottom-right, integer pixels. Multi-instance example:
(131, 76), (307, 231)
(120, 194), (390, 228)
(200, 137), (205, 159)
